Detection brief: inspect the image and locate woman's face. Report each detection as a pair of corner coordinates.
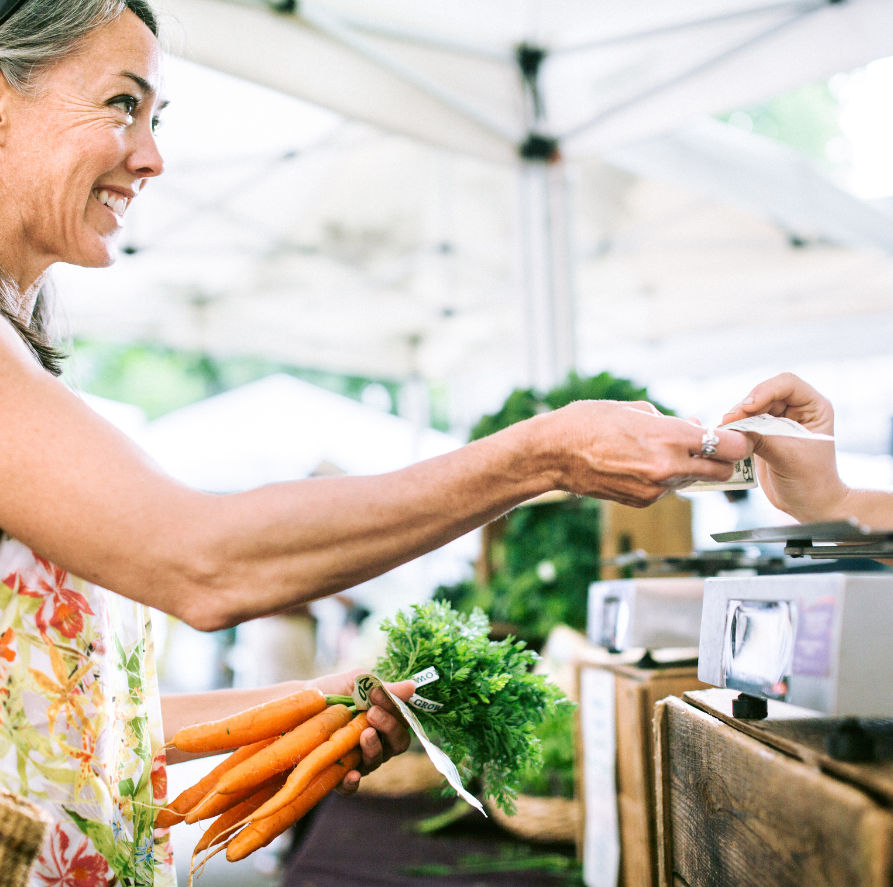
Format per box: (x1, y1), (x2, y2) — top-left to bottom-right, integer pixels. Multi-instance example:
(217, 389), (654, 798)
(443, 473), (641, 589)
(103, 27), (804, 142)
(0, 10), (165, 286)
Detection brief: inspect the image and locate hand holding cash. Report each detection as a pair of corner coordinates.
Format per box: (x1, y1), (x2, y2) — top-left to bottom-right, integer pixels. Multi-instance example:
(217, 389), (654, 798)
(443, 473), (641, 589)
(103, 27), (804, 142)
(684, 412), (834, 492)
(689, 373), (848, 524)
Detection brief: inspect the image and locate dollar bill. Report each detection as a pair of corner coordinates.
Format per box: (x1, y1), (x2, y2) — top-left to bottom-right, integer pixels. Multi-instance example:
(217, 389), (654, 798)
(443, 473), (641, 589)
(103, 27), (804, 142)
(720, 414), (834, 441)
(684, 455), (758, 492)
(682, 415), (831, 492)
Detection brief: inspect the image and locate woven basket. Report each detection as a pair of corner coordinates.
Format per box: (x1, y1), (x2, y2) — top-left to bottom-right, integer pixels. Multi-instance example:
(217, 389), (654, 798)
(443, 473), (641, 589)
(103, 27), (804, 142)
(357, 752), (444, 797)
(488, 793), (580, 844)
(0, 790), (51, 887)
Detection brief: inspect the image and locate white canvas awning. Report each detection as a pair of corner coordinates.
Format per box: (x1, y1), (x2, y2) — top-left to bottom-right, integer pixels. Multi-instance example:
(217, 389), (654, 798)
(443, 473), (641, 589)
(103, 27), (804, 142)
(51, 3), (893, 449)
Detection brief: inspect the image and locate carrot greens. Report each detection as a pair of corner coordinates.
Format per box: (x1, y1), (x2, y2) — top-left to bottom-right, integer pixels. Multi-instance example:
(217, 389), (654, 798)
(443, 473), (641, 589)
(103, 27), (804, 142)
(375, 600), (572, 814)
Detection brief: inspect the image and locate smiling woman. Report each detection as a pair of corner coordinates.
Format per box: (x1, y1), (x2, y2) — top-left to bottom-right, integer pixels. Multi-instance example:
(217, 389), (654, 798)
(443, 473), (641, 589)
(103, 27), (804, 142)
(0, 0), (158, 375)
(0, 2), (755, 886)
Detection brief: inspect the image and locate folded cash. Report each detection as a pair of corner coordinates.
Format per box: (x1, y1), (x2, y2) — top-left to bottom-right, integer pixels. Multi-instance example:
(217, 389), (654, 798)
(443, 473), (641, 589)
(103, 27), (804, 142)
(720, 414), (834, 441)
(684, 455), (758, 493)
(682, 415), (831, 493)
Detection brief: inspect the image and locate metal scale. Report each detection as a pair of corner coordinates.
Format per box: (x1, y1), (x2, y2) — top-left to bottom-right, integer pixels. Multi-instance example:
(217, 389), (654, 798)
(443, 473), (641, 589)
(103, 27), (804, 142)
(696, 520), (893, 760)
(588, 548), (788, 655)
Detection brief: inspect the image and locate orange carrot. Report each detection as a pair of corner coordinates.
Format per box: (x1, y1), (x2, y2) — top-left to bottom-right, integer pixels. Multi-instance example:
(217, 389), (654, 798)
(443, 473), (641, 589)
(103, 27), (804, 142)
(215, 704), (352, 797)
(186, 770), (288, 825)
(194, 772), (289, 854)
(226, 749), (363, 862)
(155, 737), (276, 828)
(247, 712), (369, 822)
(171, 688), (327, 754)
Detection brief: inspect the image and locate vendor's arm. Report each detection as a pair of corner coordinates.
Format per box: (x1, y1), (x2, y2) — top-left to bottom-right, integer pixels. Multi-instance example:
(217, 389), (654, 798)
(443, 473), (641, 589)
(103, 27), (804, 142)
(723, 372), (893, 525)
(161, 671), (415, 794)
(0, 320), (750, 630)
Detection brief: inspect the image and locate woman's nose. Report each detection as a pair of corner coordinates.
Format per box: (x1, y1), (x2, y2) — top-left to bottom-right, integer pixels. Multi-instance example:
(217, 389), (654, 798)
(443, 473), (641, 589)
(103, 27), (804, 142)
(127, 126), (165, 180)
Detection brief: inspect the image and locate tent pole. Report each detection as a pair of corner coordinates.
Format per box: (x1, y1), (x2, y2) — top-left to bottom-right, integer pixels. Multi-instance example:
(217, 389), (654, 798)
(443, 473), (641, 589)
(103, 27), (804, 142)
(517, 159), (577, 391)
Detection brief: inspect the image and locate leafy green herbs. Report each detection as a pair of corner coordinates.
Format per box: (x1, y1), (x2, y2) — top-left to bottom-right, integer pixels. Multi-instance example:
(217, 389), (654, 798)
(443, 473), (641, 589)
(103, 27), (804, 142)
(515, 706), (577, 799)
(375, 601), (572, 814)
(436, 497), (601, 639)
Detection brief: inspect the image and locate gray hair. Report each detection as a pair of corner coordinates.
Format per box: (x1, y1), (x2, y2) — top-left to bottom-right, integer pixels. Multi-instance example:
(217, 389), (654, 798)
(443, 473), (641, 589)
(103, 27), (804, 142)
(0, 1), (158, 95)
(0, 0), (159, 374)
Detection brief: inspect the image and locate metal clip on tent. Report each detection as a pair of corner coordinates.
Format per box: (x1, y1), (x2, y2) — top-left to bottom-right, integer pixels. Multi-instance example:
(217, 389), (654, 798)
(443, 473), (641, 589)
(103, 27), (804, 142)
(712, 519), (893, 560)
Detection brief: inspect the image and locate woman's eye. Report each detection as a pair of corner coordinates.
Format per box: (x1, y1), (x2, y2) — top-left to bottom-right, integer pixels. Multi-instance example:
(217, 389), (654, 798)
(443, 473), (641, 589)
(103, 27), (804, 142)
(111, 95), (138, 118)
(151, 116), (162, 134)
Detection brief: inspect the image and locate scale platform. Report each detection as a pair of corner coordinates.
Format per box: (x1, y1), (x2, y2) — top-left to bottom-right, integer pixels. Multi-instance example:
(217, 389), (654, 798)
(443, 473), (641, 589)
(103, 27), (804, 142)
(713, 519), (893, 560)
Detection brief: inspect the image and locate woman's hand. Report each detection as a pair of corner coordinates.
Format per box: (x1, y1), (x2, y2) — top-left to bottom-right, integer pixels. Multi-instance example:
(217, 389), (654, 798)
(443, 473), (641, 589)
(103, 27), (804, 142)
(308, 669), (415, 795)
(540, 400), (753, 507)
(721, 373), (848, 521)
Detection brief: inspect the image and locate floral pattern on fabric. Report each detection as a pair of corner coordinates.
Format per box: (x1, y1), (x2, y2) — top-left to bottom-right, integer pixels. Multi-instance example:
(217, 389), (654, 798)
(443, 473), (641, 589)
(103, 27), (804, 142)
(0, 535), (176, 886)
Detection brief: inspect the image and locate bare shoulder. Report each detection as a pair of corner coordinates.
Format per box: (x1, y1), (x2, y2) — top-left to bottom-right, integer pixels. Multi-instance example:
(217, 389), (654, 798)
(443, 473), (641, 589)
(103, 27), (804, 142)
(0, 315), (66, 398)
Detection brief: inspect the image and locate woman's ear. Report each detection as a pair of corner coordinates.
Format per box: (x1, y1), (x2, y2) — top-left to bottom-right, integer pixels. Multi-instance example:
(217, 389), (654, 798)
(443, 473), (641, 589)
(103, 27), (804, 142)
(0, 75), (19, 147)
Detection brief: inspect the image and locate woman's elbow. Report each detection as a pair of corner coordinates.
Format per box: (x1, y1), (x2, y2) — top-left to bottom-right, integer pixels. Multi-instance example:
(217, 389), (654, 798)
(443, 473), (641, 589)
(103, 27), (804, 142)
(176, 597), (238, 633)
(159, 549), (240, 633)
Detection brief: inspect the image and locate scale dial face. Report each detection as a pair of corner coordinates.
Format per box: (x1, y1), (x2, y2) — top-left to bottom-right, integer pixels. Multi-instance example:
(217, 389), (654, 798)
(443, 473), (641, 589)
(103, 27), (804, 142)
(722, 599), (797, 699)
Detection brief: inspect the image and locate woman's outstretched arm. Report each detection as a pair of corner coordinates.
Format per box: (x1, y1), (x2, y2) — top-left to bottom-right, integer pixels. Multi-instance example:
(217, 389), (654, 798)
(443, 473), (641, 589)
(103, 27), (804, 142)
(0, 318), (750, 630)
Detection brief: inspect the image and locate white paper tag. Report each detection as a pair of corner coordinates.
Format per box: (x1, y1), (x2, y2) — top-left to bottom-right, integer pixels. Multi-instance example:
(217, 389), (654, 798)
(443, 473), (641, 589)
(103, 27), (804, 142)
(352, 672), (486, 815)
(407, 693), (444, 712)
(406, 668), (444, 710)
(410, 666), (439, 688)
(580, 668), (619, 887)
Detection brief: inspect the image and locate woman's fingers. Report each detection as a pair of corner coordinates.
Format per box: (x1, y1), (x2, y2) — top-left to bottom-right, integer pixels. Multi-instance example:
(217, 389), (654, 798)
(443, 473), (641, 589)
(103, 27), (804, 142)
(547, 401), (756, 506)
(366, 688), (412, 759)
(335, 769), (362, 796)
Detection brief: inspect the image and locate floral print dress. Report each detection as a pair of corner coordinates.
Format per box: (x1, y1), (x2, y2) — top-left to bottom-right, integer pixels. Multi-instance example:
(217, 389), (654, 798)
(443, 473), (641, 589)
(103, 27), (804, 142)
(0, 534), (176, 887)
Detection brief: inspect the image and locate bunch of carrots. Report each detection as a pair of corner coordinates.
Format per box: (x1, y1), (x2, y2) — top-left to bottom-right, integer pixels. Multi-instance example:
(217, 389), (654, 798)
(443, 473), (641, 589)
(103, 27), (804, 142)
(156, 686), (371, 874)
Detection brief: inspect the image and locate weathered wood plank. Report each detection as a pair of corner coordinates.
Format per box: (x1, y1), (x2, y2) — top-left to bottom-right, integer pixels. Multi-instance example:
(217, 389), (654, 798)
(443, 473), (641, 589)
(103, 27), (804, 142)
(657, 696), (893, 887)
(685, 689), (893, 804)
(616, 673), (709, 887)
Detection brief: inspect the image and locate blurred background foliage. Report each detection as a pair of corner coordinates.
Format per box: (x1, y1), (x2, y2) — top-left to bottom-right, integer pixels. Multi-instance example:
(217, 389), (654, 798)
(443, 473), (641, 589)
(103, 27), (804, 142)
(515, 705), (577, 799)
(67, 339), (403, 421)
(437, 372), (672, 642)
(720, 79), (846, 169)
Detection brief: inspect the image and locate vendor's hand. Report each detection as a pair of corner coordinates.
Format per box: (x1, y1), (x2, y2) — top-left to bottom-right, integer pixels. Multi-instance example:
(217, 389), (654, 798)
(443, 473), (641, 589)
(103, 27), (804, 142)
(308, 669), (415, 796)
(543, 400), (752, 507)
(721, 372), (848, 521)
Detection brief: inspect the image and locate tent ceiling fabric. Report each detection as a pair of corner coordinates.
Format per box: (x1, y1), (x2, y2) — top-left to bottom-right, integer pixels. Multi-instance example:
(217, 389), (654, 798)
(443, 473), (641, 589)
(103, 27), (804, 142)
(160, 0), (893, 161)
(55, 2), (893, 440)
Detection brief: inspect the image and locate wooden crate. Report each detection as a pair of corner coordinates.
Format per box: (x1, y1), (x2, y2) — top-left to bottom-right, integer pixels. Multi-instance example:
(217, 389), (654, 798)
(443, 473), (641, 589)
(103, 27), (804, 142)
(578, 662), (709, 887)
(600, 495), (693, 580)
(654, 690), (893, 887)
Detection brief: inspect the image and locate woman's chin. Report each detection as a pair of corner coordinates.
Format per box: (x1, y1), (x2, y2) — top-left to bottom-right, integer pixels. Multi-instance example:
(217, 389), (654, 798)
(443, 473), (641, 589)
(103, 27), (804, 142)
(70, 236), (123, 269)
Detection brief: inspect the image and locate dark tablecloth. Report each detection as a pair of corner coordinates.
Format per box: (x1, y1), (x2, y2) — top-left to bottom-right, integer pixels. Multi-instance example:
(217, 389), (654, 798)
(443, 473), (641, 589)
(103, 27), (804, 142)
(280, 791), (579, 887)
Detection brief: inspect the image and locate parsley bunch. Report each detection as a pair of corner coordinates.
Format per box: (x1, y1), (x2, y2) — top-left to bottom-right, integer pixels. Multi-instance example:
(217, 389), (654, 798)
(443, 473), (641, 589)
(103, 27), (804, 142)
(375, 600), (572, 814)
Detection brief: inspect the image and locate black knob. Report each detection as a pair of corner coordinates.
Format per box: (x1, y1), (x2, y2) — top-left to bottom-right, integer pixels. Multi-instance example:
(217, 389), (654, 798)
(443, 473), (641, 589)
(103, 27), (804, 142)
(732, 693), (768, 719)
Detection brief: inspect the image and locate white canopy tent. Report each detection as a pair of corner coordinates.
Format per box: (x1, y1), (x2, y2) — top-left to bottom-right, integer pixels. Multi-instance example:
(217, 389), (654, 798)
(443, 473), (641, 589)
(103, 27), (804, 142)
(52, 3), (893, 449)
(151, 0), (893, 390)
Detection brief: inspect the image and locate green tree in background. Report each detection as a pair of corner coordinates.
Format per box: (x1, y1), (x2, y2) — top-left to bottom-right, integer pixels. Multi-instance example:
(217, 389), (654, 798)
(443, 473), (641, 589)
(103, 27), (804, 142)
(437, 372), (672, 642)
(67, 340), (401, 421)
(721, 80), (845, 170)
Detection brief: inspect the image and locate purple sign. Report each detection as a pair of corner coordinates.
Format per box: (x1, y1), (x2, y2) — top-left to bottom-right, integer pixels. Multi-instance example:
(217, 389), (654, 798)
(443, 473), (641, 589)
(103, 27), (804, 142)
(792, 598), (836, 678)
